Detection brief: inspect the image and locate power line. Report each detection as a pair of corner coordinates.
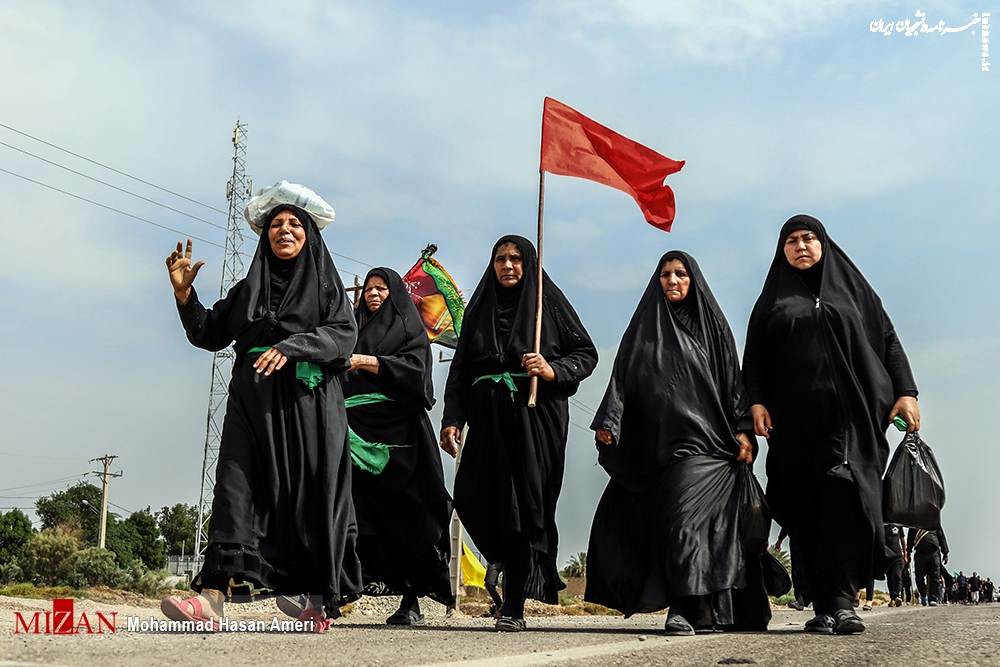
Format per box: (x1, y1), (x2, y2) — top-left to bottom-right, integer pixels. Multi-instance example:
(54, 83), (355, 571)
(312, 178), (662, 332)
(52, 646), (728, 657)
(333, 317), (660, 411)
(0, 474), (89, 495)
(0, 121), (228, 215)
(329, 250), (374, 269)
(569, 397), (598, 417)
(0, 140), (227, 231)
(109, 501), (134, 515)
(0, 167), (370, 283)
(0, 451), (88, 462)
(0, 126), (426, 308)
(0, 167), (225, 249)
(0, 123), (387, 277)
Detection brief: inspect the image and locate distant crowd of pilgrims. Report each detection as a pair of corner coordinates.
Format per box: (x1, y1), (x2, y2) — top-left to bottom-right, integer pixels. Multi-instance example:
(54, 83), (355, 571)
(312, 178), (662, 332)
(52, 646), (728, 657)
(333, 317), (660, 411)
(160, 181), (921, 636)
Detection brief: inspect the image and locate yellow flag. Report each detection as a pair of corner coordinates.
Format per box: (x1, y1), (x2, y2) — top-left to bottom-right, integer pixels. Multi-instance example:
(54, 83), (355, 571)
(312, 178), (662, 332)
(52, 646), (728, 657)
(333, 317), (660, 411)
(461, 542), (487, 589)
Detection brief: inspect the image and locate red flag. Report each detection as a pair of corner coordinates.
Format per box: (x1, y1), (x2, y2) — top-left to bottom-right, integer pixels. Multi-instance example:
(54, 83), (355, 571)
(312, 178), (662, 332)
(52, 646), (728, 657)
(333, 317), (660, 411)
(540, 97), (685, 232)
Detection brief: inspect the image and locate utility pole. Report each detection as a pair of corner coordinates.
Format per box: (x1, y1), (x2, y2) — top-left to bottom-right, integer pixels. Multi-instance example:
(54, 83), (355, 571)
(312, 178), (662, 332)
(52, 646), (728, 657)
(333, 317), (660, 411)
(88, 454), (122, 550)
(195, 121), (252, 558)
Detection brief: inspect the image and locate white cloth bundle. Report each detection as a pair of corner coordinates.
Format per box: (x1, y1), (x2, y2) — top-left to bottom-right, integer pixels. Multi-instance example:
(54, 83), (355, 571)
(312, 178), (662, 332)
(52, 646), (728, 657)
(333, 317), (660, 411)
(243, 180), (336, 235)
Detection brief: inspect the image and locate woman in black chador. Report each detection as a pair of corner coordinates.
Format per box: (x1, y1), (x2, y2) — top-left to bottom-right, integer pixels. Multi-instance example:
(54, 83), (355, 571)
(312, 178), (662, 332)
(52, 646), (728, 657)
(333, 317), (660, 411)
(743, 215), (920, 635)
(161, 182), (361, 632)
(586, 251), (770, 635)
(344, 267), (454, 625)
(439, 235), (598, 632)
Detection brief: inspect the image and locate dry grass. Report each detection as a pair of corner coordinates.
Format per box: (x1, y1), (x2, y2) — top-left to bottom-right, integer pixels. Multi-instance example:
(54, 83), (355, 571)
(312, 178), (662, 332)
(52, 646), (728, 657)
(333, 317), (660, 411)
(457, 594), (621, 618)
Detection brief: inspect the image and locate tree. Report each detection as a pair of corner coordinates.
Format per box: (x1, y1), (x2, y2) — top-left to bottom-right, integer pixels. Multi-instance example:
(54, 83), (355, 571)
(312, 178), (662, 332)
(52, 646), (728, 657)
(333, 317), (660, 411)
(561, 551), (587, 579)
(156, 504), (198, 556)
(768, 546), (792, 574)
(0, 509), (34, 564)
(104, 516), (137, 568)
(124, 508), (166, 570)
(34, 482), (102, 537)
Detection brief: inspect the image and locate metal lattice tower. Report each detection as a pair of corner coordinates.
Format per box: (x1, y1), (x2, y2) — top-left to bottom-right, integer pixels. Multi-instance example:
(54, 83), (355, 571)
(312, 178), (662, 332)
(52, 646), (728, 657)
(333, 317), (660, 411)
(195, 121), (252, 557)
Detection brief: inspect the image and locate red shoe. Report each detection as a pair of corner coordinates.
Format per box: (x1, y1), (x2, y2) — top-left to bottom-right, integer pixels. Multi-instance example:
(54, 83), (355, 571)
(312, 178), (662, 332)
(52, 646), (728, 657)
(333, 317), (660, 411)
(298, 608), (334, 633)
(160, 596), (219, 631)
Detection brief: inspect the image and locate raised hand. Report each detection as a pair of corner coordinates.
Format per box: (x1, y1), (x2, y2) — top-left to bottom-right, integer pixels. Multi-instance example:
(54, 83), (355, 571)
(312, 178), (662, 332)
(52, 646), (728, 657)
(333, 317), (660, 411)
(166, 239), (205, 305)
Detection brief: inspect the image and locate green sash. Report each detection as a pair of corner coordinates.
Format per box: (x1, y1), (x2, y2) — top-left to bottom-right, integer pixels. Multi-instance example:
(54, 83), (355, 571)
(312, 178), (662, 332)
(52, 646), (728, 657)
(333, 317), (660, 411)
(473, 371), (529, 393)
(345, 393), (395, 475)
(246, 347), (323, 389)
(245, 350), (392, 474)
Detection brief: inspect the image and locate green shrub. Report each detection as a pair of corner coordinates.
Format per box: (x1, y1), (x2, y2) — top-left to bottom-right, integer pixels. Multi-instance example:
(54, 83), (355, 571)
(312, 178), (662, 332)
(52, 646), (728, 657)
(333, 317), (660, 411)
(115, 561), (171, 597)
(0, 561), (24, 586)
(18, 528), (80, 586)
(771, 589), (797, 606)
(70, 548), (119, 588)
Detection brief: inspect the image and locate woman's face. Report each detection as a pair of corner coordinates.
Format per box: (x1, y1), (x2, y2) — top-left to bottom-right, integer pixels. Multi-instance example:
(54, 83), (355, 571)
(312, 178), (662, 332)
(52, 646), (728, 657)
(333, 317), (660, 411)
(364, 275), (389, 313)
(493, 242), (524, 288)
(268, 210), (306, 260)
(783, 229), (823, 269)
(660, 259), (691, 302)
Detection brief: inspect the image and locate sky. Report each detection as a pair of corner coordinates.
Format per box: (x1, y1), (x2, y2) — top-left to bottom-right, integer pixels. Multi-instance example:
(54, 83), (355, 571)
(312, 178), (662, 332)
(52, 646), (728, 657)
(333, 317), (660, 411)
(0, 1), (997, 577)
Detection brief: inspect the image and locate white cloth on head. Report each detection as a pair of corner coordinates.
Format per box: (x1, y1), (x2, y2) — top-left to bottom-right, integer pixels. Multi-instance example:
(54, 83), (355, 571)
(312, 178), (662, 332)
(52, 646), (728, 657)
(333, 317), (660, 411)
(243, 180), (336, 235)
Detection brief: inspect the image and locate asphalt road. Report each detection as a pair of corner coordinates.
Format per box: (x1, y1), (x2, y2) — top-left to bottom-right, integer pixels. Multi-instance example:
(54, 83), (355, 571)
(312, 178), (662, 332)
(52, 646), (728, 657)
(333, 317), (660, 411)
(2, 599), (998, 666)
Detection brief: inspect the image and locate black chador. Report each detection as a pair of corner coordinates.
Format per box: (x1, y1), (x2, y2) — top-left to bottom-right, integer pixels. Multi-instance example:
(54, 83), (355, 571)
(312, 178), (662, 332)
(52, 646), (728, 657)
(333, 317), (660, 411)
(343, 267), (454, 619)
(586, 251), (770, 631)
(177, 206), (362, 613)
(442, 235), (597, 621)
(743, 215), (918, 615)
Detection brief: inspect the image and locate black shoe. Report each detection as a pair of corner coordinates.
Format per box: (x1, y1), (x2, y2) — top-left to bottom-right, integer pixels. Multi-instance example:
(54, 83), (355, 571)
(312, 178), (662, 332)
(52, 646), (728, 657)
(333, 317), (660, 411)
(663, 613), (695, 636)
(788, 598), (805, 611)
(832, 609), (866, 634)
(386, 607), (425, 626)
(495, 616), (527, 632)
(804, 614), (834, 634)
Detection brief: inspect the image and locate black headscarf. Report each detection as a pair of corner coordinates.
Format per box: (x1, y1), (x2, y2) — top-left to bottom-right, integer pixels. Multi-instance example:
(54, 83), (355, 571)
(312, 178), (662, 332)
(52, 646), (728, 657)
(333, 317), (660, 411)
(457, 235), (542, 366)
(443, 234), (595, 426)
(592, 251), (752, 482)
(346, 267), (434, 411)
(743, 214), (917, 529)
(222, 205), (353, 361)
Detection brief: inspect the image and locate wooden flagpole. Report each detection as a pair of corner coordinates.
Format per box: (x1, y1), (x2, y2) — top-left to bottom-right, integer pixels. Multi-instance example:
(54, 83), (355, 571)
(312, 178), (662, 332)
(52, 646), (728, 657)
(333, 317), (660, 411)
(528, 169), (545, 408)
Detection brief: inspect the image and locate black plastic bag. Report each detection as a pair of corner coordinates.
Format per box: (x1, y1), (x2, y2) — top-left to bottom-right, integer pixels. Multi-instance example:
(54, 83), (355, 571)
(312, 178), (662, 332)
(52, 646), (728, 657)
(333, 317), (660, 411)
(761, 550), (793, 597)
(882, 432), (946, 529)
(737, 464), (771, 553)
